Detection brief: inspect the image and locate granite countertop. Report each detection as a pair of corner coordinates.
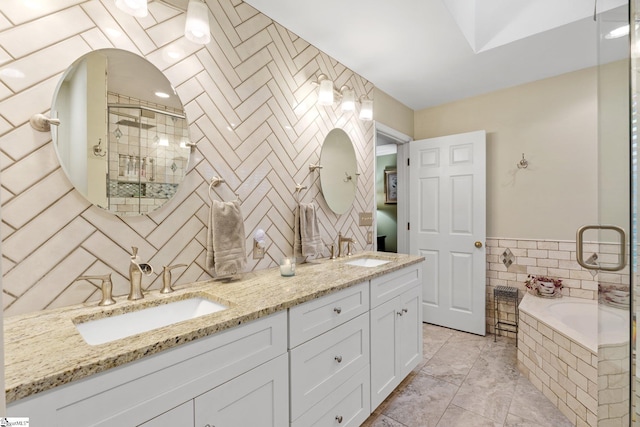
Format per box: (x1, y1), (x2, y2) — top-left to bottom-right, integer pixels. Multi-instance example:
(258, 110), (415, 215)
(4, 251), (424, 403)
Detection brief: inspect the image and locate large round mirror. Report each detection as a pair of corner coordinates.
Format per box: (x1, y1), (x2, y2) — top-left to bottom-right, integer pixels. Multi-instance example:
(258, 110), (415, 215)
(319, 128), (358, 214)
(51, 49), (191, 216)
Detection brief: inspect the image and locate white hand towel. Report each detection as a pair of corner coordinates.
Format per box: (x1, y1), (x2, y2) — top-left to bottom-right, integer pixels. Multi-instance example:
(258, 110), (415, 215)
(299, 203), (323, 257)
(206, 199), (247, 277)
(293, 204), (302, 259)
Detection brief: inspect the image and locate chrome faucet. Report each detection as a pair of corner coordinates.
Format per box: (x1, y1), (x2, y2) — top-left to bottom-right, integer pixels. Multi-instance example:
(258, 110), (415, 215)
(129, 247), (154, 301)
(75, 273), (116, 306)
(161, 264), (187, 294)
(338, 232), (355, 257)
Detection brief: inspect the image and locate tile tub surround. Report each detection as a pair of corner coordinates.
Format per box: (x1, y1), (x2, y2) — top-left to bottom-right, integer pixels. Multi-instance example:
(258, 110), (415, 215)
(517, 294), (599, 427)
(0, 0), (374, 316)
(485, 237), (628, 336)
(3, 251), (423, 404)
(598, 342), (629, 426)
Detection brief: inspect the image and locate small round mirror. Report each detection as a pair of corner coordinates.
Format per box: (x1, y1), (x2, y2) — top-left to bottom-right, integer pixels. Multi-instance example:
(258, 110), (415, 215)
(319, 128), (358, 214)
(51, 48), (191, 216)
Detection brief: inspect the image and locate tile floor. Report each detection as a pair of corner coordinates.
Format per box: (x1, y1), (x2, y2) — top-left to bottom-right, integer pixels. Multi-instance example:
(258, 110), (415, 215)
(362, 323), (574, 427)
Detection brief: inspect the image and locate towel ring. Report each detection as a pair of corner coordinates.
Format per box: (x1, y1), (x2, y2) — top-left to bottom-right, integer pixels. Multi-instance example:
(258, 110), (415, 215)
(294, 184), (308, 203)
(209, 176), (240, 202)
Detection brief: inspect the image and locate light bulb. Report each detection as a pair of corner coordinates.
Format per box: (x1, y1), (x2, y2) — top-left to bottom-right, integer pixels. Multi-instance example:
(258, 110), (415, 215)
(341, 88), (355, 112)
(185, 0), (211, 45)
(359, 98), (373, 121)
(318, 78), (334, 106)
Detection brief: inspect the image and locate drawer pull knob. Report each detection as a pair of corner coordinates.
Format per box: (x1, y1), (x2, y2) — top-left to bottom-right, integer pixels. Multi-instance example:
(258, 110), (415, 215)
(335, 355), (343, 363)
(334, 307), (342, 314)
(402, 308), (408, 313)
(336, 415), (343, 423)
(397, 311), (403, 316)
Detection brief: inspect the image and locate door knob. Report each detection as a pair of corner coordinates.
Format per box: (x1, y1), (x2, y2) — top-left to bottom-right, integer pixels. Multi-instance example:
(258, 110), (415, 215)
(474, 241), (483, 248)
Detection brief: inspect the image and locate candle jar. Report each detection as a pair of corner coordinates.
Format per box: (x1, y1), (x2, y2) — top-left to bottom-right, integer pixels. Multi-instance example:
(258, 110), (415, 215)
(279, 257), (295, 277)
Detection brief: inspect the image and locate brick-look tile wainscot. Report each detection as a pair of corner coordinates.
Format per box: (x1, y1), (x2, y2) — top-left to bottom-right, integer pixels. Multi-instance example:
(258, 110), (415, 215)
(518, 310), (598, 427)
(486, 237), (628, 337)
(598, 342), (630, 426)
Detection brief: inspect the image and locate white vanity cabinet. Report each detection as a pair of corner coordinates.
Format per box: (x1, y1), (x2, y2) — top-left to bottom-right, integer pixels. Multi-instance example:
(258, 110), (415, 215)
(288, 282), (371, 426)
(7, 311), (288, 427)
(139, 401), (194, 426)
(7, 259), (425, 427)
(194, 353), (289, 427)
(370, 265), (423, 410)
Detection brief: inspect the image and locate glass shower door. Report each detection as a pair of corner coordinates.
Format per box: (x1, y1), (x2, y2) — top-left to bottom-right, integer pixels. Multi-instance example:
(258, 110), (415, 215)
(597, 2), (633, 426)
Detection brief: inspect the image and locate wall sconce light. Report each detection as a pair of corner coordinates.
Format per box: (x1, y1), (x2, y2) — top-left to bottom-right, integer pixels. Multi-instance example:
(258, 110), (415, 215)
(115, 0), (148, 17)
(185, 0), (211, 45)
(340, 86), (355, 112)
(358, 96), (373, 121)
(313, 74), (373, 121)
(115, 0), (211, 45)
(317, 74), (334, 106)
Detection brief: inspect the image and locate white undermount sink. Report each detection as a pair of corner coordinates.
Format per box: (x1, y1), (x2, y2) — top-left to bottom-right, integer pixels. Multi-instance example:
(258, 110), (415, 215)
(344, 258), (391, 268)
(74, 297), (228, 346)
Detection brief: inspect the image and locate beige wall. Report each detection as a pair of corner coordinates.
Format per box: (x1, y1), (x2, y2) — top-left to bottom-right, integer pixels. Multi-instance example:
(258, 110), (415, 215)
(374, 88), (414, 138)
(414, 67), (600, 240)
(598, 60), (629, 231)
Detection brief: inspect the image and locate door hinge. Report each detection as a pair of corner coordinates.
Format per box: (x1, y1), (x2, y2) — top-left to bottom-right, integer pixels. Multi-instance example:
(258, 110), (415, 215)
(407, 158), (410, 166)
(407, 222), (410, 230)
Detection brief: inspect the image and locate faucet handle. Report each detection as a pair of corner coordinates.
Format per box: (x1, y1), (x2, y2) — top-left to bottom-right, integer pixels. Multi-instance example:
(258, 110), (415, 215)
(76, 273), (116, 306)
(346, 241), (355, 257)
(327, 243), (336, 260)
(131, 246), (138, 258)
(161, 264), (187, 294)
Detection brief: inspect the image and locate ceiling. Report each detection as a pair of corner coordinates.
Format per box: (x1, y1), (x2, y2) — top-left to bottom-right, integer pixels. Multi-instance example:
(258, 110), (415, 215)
(241, 0), (629, 111)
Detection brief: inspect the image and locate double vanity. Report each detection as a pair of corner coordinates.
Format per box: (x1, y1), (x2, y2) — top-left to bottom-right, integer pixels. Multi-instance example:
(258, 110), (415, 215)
(6, 252), (424, 426)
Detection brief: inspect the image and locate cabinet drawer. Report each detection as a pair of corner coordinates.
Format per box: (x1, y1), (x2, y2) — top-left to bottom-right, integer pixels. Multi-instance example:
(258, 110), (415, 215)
(289, 281), (368, 348)
(291, 365), (370, 427)
(290, 313), (369, 420)
(370, 265), (421, 308)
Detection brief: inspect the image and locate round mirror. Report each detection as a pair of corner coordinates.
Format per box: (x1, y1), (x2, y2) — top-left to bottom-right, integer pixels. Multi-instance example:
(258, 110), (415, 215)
(51, 49), (191, 216)
(319, 128), (358, 214)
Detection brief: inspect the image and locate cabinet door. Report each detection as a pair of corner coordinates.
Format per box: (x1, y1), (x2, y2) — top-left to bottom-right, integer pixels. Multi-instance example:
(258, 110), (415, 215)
(138, 401), (193, 426)
(194, 353), (288, 427)
(370, 296), (400, 410)
(399, 285), (423, 377)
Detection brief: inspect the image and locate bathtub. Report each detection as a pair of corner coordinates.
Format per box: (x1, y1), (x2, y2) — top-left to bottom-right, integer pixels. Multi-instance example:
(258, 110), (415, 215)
(517, 293), (629, 427)
(518, 293), (628, 353)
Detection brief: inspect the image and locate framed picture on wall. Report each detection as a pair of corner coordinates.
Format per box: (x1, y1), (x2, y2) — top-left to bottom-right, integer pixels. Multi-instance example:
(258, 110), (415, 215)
(384, 170), (397, 204)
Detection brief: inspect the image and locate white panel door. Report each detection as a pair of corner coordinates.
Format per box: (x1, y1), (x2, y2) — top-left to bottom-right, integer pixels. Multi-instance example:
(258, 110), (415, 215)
(409, 131), (486, 335)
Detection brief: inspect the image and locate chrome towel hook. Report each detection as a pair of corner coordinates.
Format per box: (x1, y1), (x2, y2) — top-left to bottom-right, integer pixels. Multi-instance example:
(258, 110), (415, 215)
(517, 153), (528, 169)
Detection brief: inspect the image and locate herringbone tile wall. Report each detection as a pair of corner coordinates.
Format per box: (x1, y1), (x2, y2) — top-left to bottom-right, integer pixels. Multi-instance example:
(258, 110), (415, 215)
(0, 0), (374, 316)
